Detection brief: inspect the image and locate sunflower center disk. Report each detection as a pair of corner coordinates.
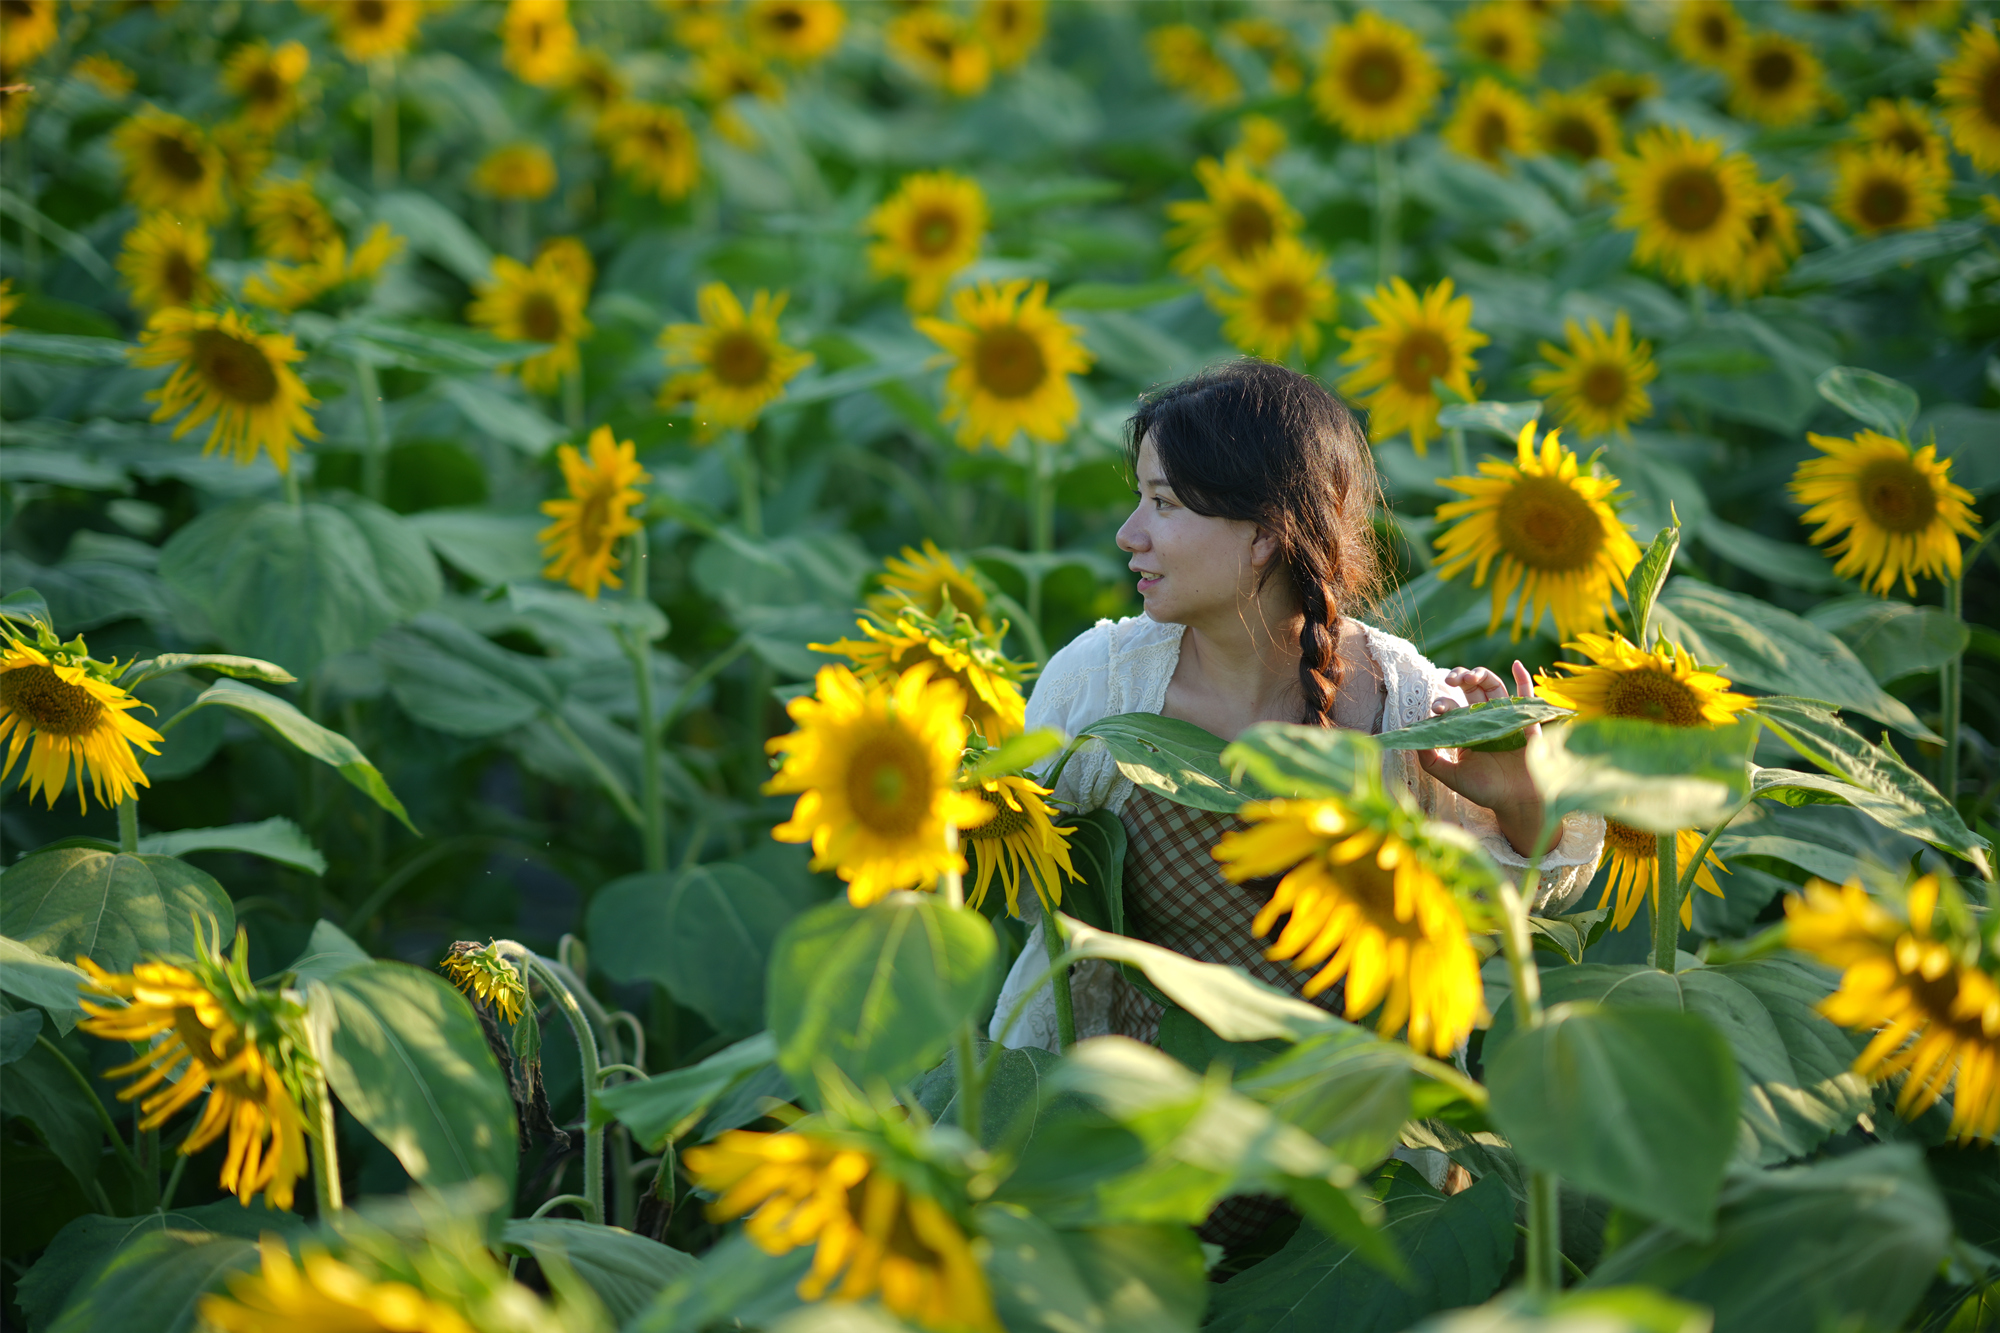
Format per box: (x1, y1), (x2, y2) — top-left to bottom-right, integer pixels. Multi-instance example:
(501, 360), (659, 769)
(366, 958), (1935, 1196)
(1981, 63), (2000, 124)
(1858, 179), (1911, 229)
(964, 790), (1033, 841)
(1603, 667), (1705, 726)
(1347, 48), (1405, 106)
(713, 332), (773, 386)
(846, 734), (931, 837)
(1340, 856), (1425, 941)
(912, 209), (959, 257)
(577, 492), (616, 557)
(165, 252), (197, 304)
(1751, 50), (1797, 92)
(1476, 112), (1509, 160)
(1658, 166), (1724, 234)
(153, 133), (207, 186)
(356, 0), (386, 24)
(1604, 818), (1656, 860)
(0, 663), (107, 736)
(1261, 281), (1305, 322)
(774, 8), (805, 32)
(1698, 17), (1728, 51)
(1224, 200), (1274, 260)
(1554, 118), (1599, 159)
(1857, 456), (1940, 532)
(974, 326), (1047, 399)
(1889, 127), (1925, 155)
(0, 0), (34, 18)
(520, 294), (564, 343)
(250, 71), (283, 105)
(1391, 329), (1451, 395)
(1582, 363), (1629, 408)
(191, 330), (280, 405)
(1495, 475), (1606, 572)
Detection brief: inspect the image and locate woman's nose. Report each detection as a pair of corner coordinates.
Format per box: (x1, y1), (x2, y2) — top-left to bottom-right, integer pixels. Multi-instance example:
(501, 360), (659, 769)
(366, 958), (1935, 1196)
(1115, 509), (1146, 553)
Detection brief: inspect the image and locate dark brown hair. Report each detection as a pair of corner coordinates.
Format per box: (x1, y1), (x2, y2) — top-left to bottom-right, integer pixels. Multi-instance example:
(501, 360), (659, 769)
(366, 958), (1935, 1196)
(1126, 359), (1386, 727)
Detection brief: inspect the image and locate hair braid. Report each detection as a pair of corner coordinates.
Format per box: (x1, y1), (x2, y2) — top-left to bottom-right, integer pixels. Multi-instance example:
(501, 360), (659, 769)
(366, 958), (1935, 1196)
(1292, 557), (1341, 727)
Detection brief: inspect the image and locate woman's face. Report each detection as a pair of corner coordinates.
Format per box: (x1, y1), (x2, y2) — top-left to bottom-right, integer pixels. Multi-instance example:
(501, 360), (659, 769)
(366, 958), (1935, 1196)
(1115, 434), (1272, 626)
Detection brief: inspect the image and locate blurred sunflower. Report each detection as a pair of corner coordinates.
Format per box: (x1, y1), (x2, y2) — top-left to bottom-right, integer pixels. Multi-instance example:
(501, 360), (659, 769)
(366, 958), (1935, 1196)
(1938, 22), (2000, 172)
(1433, 422), (1641, 641)
(1165, 154), (1299, 280)
(1212, 234), (1336, 364)
(112, 107), (228, 221)
(697, 42), (783, 105)
(1726, 31), (1825, 127)
(1312, 10), (1441, 142)
(765, 664), (993, 904)
(536, 234), (594, 290)
(221, 40), (310, 133)
(1225, 17), (1304, 96)
(117, 213), (215, 314)
(599, 100), (700, 200)
(1730, 177), (1802, 297)
(310, 0), (424, 62)
(212, 120), (273, 197)
(0, 0), (56, 68)
(1443, 77), (1536, 172)
(1213, 797), (1486, 1057)
(686, 1128), (999, 1331)
(1529, 312), (1656, 438)
(659, 282), (812, 432)
(916, 278), (1093, 451)
(243, 222), (403, 312)
(73, 55), (137, 99)
(1148, 23), (1240, 108)
(887, 9), (990, 98)
(663, 0), (730, 50)
(564, 47), (627, 117)
(1879, 0), (1964, 34)
(0, 70), (29, 140)
(1670, 0), (1743, 67)
(1587, 69), (1658, 118)
(866, 170), (987, 313)
(1335, 276), (1487, 456)
(745, 0), (844, 63)
(503, 0), (577, 86)
(1236, 113), (1288, 166)
(867, 541), (994, 631)
(132, 308), (319, 472)
(0, 277), (15, 333)
(0, 623), (162, 811)
(980, 0), (1047, 71)
(201, 1237), (477, 1333)
(1788, 875), (2000, 1144)
(963, 775), (1074, 918)
(1791, 430), (1979, 596)
(814, 609), (1029, 741)
(246, 174), (338, 261)
(1535, 89), (1619, 162)
(1851, 96), (1947, 165)
(439, 942), (528, 1024)
(539, 424), (650, 600)
(1830, 144), (1948, 234)
(1614, 126), (1758, 287)
(474, 141), (557, 201)
(468, 252), (593, 393)
(1457, 1), (1542, 78)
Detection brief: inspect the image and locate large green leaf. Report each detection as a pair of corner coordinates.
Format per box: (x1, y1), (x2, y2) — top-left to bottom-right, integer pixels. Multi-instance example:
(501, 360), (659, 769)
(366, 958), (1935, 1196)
(1409, 1287), (1714, 1333)
(307, 962), (517, 1198)
(0, 847), (233, 974)
(627, 1230), (810, 1333)
(1814, 366), (1920, 437)
(912, 1041), (1063, 1150)
(981, 1207), (1209, 1333)
(1806, 597), (1969, 684)
(0, 937), (89, 1034)
(1061, 917), (1335, 1043)
(1232, 1026), (1425, 1171)
(118, 653), (296, 689)
(1375, 698), (1571, 753)
(1224, 723), (1380, 799)
(137, 818), (325, 876)
(405, 511), (546, 587)
(44, 1229), (257, 1333)
(1527, 716), (1756, 832)
(284, 919), (372, 985)
(591, 1031), (780, 1148)
(1056, 809), (1126, 936)
(1072, 713), (1255, 813)
(588, 865), (795, 1036)
(374, 612), (561, 738)
(0, 1039), (104, 1195)
(498, 1220), (698, 1327)
(766, 897), (996, 1094)
(1712, 832), (1857, 885)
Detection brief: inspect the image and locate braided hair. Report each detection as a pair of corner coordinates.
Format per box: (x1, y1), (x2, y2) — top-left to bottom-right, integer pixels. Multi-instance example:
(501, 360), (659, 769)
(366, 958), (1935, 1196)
(1126, 360), (1385, 727)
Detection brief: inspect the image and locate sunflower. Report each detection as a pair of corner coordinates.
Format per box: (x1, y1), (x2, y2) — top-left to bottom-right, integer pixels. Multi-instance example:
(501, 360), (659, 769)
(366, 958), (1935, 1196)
(1595, 822), (1728, 930)
(468, 252), (593, 393)
(1312, 10), (1441, 143)
(1725, 31), (1825, 127)
(0, 0), (56, 68)
(658, 282), (812, 432)
(765, 664), (993, 905)
(962, 775), (1074, 919)
(697, 42), (783, 106)
(1588, 69), (1659, 118)
(1212, 798), (1486, 1058)
(131, 308), (319, 473)
(73, 54), (137, 98)
(212, 121), (273, 198)
(1535, 89), (1620, 162)
(867, 541), (994, 632)
(1236, 113), (1288, 166)
(1529, 312), (1656, 438)
(979, 0), (1046, 71)
(1829, 144), (1948, 235)
(1147, 23), (1240, 109)
(536, 234), (594, 290)
(599, 101), (700, 201)
(439, 942), (529, 1024)
(1788, 875), (2000, 1144)
(866, 170), (987, 314)
(1443, 77), (1536, 172)
(1335, 276), (1488, 456)
(503, 0), (577, 86)
(201, 1237), (479, 1333)
(1670, 0), (1744, 68)
(916, 278), (1093, 452)
(1212, 235), (1337, 364)
(685, 1129), (1000, 1331)
(1613, 126), (1759, 287)
(0, 277), (15, 334)
(1851, 96), (1948, 166)
(1164, 154), (1300, 281)
(79, 926), (312, 1209)
(243, 223), (403, 312)
(1457, 1), (1543, 79)
(1938, 22), (2000, 172)
(117, 213), (215, 314)
(887, 9), (991, 98)
(245, 175), (338, 262)
(564, 47), (627, 117)
(813, 610), (1029, 741)
(112, 107), (228, 221)
(222, 39), (310, 134)
(0, 69), (29, 140)
(1790, 431), (1979, 596)
(746, 0), (845, 63)
(310, 0), (423, 63)
(539, 424), (650, 600)
(1731, 177), (1802, 297)
(474, 141), (557, 201)
(664, 0), (731, 51)
(1878, 0), (1964, 35)
(0, 625), (162, 811)
(1433, 422), (1641, 641)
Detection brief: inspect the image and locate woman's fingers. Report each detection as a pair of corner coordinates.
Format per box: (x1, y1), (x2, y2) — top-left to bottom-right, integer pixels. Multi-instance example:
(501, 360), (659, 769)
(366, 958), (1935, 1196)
(1443, 666), (1508, 704)
(1513, 660), (1536, 699)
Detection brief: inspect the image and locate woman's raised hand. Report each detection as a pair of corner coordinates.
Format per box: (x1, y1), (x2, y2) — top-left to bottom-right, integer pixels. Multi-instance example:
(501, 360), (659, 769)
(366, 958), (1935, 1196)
(1414, 661), (1548, 858)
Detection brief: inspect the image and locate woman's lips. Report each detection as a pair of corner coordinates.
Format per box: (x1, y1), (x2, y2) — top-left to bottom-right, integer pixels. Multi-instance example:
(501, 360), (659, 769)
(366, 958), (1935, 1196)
(1135, 573), (1160, 593)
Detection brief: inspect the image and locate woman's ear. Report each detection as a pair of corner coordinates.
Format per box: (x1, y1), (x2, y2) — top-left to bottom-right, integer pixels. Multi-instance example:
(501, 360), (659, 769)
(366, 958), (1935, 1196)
(1248, 525), (1282, 571)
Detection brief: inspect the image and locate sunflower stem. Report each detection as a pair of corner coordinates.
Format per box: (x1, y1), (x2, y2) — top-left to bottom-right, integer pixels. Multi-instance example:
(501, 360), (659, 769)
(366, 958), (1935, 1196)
(563, 365), (586, 436)
(1036, 888), (1075, 1053)
(1942, 574), (1963, 818)
(352, 357), (388, 506)
(508, 950), (605, 1225)
(36, 1035), (145, 1187)
(1495, 877), (1560, 1295)
(157, 1151), (189, 1212)
(369, 58), (397, 190)
(547, 711), (645, 829)
(283, 467), (303, 506)
(1373, 140), (1401, 284)
(733, 430), (763, 538)
(504, 199), (531, 262)
(1675, 794), (1753, 905)
(1653, 831), (1681, 972)
(117, 797), (138, 854)
(624, 528), (668, 876)
(310, 1072), (345, 1216)
(1527, 1171), (1563, 1295)
(1448, 427), (1470, 479)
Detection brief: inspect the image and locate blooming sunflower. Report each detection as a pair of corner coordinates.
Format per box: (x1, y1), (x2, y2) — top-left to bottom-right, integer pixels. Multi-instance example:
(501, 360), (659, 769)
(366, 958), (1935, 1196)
(887, 9), (991, 98)
(1790, 430), (1979, 596)
(1879, 0), (1964, 35)
(311, 0), (424, 62)
(468, 252), (593, 393)
(1851, 96), (1948, 166)
(1148, 23), (1240, 108)
(1730, 177), (1802, 298)
(697, 42), (783, 107)
(564, 47), (627, 117)
(866, 170), (988, 314)
(474, 141), (557, 201)
(1312, 10), (1442, 143)
(117, 213), (215, 315)
(979, 0), (1047, 71)
(745, 0), (845, 63)
(1433, 422), (1641, 641)
(0, 69), (29, 140)
(79, 924), (313, 1209)
(132, 307), (319, 473)
(539, 424), (650, 600)
(1457, 1), (1543, 79)
(814, 609), (1029, 741)
(242, 223), (403, 312)
(536, 234), (594, 291)
(1588, 69), (1659, 118)
(915, 278), (1093, 452)
(1212, 798), (1486, 1058)
(0, 623), (162, 811)
(0, 277), (15, 334)
(1212, 234), (1337, 364)
(1443, 77), (1536, 172)
(1726, 31), (1825, 127)
(1788, 875), (2000, 1143)
(439, 941), (529, 1024)
(503, 0), (577, 87)
(765, 664), (993, 905)
(222, 39), (310, 134)
(246, 175), (338, 262)
(658, 282), (813, 432)
(1164, 154), (1301, 281)
(1595, 821), (1728, 930)
(1535, 89), (1620, 162)
(962, 775), (1074, 919)
(599, 101), (700, 201)
(1236, 113), (1288, 166)
(1613, 126), (1759, 287)
(73, 55), (137, 99)
(112, 107), (228, 221)
(201, 1236), (479, 1333)
(0, 0), (56, 68)
(1528, 312), (1656, 439)
(867, 541), (994, 632)
(1670, 0), (1744, 67)
(1938, 22), (2000, 172)
(1335, 276), (1488, 457)
(1829, 144), (1948, 235)
(685, 1129), (1000, 1331)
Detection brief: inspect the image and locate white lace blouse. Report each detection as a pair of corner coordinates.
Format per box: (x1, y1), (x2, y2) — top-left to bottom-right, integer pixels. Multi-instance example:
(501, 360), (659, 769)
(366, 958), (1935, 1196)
(990, 614), (1605, 1051)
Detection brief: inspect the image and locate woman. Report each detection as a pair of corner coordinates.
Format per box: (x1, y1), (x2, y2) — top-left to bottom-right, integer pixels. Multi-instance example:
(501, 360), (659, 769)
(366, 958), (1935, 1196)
(991, 360), (1605, 1052)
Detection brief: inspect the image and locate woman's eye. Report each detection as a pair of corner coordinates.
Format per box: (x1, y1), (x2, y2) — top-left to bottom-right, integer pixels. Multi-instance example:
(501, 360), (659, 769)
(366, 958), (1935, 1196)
(1153, 497), (1171, 512)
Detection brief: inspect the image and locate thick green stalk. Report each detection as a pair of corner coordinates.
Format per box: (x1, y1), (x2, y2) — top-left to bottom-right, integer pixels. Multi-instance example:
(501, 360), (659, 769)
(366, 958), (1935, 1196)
(734, 431), (763, 538)
(1497, 854), (1560, 1296)
(1036, 890), (1075, 1052)
(157, 1153), (189, 1212)
(1653, 832), (1681, 972)
(311, 1072), (344, 1215)
(283, 467), (303, 506)
(1374, 141), (1401, 283)
(504, 200), (531, 263)
(1527, 1173), (1562, 1294)
(1448, 428), (1470, 479)
(563, 367), (586, 436)
(352, 358), (389, 505)
(1026, 436), (1054, 629)
(1941, 574), (1963, 816)
(117, 798), (138, 854)
(547, 712), (645, 829)
(369, 58), (398, 189)
(625, 527), (667, 875)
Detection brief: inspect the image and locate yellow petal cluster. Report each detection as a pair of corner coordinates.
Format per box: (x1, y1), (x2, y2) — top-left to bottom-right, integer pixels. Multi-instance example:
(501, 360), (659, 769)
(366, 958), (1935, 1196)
(814, 615), (1028, 742)
(916, 279), (1092, 451)
(1311, 10), (1441, 143)
(0, 633), (162, 811)
(468, 248), (594, 393)
(132, 307), (321, 473)
(1336, 276), (1487, 456)
(1528, 312), (1656, 439)
(867, 171), (988, 313)
(659, 282), (813, 432)
(539, 424), (651, 600)
(962, 774), (1074, 919)
(1790, 430), (1979, 596)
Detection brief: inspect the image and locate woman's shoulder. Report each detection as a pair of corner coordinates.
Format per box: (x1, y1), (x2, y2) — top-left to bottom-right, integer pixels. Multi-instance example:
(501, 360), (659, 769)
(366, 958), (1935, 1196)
(1027, 615), (1181, 727)
(1356, 620), (1435, 673)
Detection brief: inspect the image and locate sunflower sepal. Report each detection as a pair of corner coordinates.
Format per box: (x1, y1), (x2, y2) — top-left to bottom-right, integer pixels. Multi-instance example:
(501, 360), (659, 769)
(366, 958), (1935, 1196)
(1620, 514), (1683, 645)
(118, 652), (299, 689)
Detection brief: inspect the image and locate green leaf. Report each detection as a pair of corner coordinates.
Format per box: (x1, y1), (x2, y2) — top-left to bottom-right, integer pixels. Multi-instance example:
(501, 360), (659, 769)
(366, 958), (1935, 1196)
(374, 612), (561, 738)
(375, 189), (495, 286)
(1378, 570), (1488, 656)
(1805, 597), (1970, 684)
(981, 1207), (1210, 1333)
(628, 1230), (810, 1333)
(170, 678), (416, 834)
(961, 728), (1065, 781)
(767, 898), (996, 1094)
(1623, 522), (1681, 644)
(1223, 724), (1379, 800)
(1527, 716), (1757, 833)
(284, 919), (372, 985)
(405, 511), (546, 587)
(137, 818), (325, 876)
(1055, 810), (1126, 936)
(587, 865), (795, 1037)
(498, 1220), (698, 1328)
(0, 331), (130, 365)
(1375, 698), (1572, 753)
(1232, 1026), (1424, 1170)
(1434, 400), (1541, 440)
(329, 317), (539, 373)
(306, 961), (517, 1199)
(0, 587), (51, 626)
(591, 1031), (780, 1147)
(1, 1007), (43, 1064)
(0, 936), (91, 1034)
(1408, 1286), (1714, 1333)
(437, 379), (566, 456)
(1051, 281), (1196, 310)
(0, 847), (233, 975)
(42, 1230), (257, 1333)
(1486, 1002), (1739, 1237)
(118, 654), (296, 689)
(1815, 366), (1920, 437)
(1785, 220), (1984, 287)
(1061, 916), (1336, 1044)
(913, 1042), (1062, 1150)
(1076, 713), (1256, 813)
(1713, 832), (1858, 885)
(0, 1039), (104, 1195)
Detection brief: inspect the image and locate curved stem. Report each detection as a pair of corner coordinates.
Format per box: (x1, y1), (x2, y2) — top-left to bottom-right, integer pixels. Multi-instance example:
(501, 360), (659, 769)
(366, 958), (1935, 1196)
(546, 711), (645, 830)
(529, 1193), (596, 1221)
(1653, 832), (1681, 973)
(157, 1152), (189, 1212)
(1675, 793), (1754, 905)
(117, 798), (138, 855)
(1036, 890), (1075, 1053)
(598, 1063), (648, 1082)
(990, 945), (1086, 1052)
(1493, 875), (1559, 1295)
(503, 949), (606, 1225)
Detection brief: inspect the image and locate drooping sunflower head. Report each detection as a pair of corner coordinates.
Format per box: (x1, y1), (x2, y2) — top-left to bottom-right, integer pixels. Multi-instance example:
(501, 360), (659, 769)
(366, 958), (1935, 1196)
(131, 307), (320, 473)
(865, 170), (988, 313)
(112, 107), (229, 221)
(473, 141), (558, 201)
(1442, 76), (1536, 172)
(222, 39), (311, 133)
(1433, 421), (1642, 641)
(503, 0), (578, 87)
(1312, 9), (1442, 143)
(599, 100), (701, 201)
(886, 8), (991, 98)
(439, 941), (529, 1025)
(813, 607), (1029, 742)
(916, 277), (1093, 452)
(866, 540), (994, 632)
(312, 0), (425, 62)
(1457, 0), (1543, 78)
(1613, 125), (1759, 287)
(1588, 68), (1659, 119)
(73, 54), (138, 99)
(1730, 176), (1803, 297)
(1790, 430), (1980, 596)
(1851, 96), (1948, 165)
(1335, 275), (1489, 456)
(979, 0), (1047, 71)
(1535, 89), (1620, 163)
(1597, 823), (1728, 930)
(1211, 233), (1337, 364)
(1727, 31), (1826, 127)
(764, 663), (994, 905)
(246, 174), (338, 262)
(467, 253), (594, 393)
(1536, 630), (1758, 728)
(539, 423), (650, 600)
(745, 0), (845, 63)
(962, 774), (1074, 919)
(1830, 143), (1948, 235)
(658, 281), (813, 433)
(1671, 0), (1744, 67)
(1937, 21), (2000, 173)
(0, 620), (162, 811)
(1165, 153), (1301, 280)
(1148, 23), (1241, 108)
(1528, 311), (1657, 439)
(117, 212), (216, 315)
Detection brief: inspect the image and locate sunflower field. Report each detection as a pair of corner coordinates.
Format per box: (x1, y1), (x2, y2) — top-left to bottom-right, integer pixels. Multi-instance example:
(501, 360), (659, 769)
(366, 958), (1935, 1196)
(1, 0), (1998, 1329)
